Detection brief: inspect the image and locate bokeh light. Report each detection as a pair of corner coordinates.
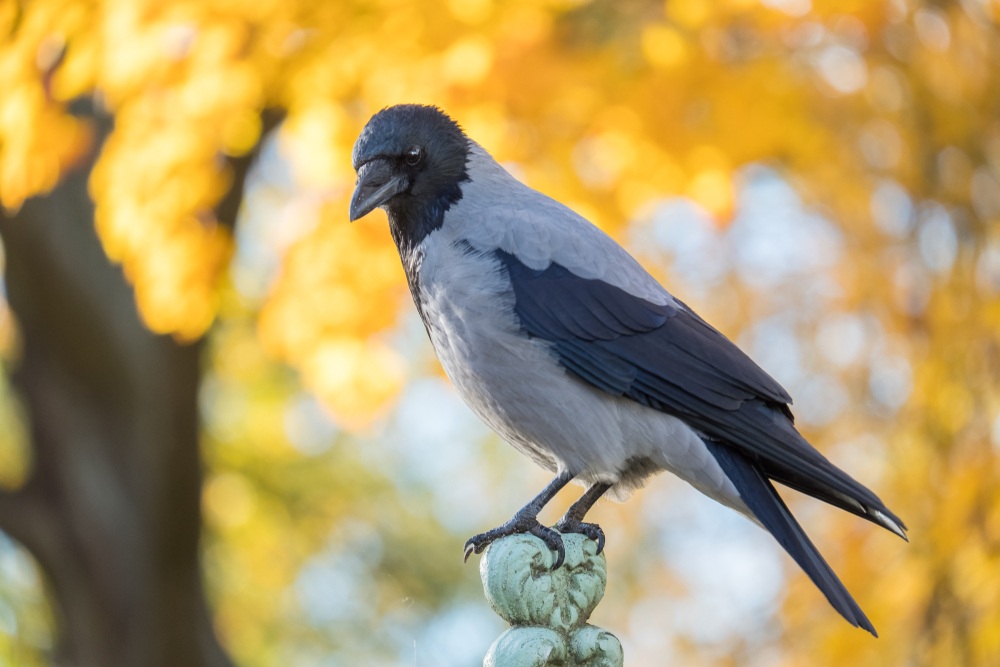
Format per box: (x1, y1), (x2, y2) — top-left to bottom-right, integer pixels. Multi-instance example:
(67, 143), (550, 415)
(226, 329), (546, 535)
(1, 1), (1000, 665)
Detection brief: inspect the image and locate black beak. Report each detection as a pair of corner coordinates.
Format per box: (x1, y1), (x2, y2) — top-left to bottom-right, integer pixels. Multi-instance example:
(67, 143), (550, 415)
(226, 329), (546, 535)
(349, 159), (409, 221)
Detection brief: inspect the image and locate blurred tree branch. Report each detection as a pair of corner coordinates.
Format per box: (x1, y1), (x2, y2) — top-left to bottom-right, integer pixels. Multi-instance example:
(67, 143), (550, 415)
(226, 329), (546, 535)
(0, 100), (280, 667)
(0, 488), (36, 540)
(216, 109), (285, 231)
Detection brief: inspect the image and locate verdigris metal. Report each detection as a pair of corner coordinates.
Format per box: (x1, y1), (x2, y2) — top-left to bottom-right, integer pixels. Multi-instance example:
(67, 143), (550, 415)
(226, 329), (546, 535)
(480, 532), (623, 667)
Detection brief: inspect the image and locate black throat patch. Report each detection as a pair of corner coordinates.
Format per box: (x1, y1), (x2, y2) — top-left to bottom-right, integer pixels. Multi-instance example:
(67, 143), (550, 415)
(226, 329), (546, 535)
(385, 169), (468, 336)
(386, 144), (470, 335)
(384, 158), (469, 267)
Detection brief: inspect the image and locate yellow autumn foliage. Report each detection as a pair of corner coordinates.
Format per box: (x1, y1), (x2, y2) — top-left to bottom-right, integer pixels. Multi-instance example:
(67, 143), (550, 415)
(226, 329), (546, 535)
(2, 0), (1000, 665)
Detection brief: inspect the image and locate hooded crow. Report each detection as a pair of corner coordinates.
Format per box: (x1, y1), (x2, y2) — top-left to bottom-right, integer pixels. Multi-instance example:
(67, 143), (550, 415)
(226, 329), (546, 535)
(349, 104), (906, 636)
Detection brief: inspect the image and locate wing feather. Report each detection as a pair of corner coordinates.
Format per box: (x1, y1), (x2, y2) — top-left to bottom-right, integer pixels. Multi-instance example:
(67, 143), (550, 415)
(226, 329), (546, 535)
(497, 249), (906, 532)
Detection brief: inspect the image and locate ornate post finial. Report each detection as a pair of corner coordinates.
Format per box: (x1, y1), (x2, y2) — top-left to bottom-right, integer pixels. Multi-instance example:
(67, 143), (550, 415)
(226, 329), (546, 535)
(479, 532), (624, 667)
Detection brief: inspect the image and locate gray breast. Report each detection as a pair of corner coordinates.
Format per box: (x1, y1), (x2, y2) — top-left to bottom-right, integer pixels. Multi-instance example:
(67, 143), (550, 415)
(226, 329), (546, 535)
(414, 234), (560, 469)
(414, 233), (641, 482)
(411, 230), (744, 510)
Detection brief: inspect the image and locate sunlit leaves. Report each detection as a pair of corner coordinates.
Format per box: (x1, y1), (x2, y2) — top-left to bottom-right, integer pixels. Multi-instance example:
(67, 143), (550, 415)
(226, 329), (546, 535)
(260, 205), (406, 428)
(4, 0), (1000, 664)
(0, 0), (93, 210)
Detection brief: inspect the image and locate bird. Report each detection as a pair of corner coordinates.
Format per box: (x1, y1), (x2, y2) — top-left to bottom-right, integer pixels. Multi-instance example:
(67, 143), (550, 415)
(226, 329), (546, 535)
(348, 103), (906, 636)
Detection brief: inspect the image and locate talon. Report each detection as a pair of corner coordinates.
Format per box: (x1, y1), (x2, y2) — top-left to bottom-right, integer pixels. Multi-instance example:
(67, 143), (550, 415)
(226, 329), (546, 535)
(529, 525), (566, 569)
(552, 542), (566, 569)
(554, 519), (607, 557)
(464, 509), (578, 568)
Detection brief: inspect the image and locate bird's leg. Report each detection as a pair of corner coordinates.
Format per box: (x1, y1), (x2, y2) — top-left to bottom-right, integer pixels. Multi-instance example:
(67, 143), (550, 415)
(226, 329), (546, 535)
(554, 482), (613, 555)
(464, 470), (574, 569)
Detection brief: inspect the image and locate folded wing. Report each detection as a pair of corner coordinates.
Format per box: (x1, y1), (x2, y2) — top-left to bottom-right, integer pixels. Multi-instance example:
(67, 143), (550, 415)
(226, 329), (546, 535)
(497, 249), (906, 535)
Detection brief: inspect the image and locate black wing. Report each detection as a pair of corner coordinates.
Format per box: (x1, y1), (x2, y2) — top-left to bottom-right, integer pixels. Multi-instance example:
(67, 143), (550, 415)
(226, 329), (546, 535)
(498, 250), (905, 532)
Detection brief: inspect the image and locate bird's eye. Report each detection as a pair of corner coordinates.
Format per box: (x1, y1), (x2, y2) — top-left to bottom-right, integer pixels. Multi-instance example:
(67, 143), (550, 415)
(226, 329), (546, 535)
(405, 147), (422, 165)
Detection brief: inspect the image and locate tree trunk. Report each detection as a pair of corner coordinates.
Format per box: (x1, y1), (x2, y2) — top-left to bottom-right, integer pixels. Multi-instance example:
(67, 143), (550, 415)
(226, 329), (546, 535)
(0, 103), (275, 667)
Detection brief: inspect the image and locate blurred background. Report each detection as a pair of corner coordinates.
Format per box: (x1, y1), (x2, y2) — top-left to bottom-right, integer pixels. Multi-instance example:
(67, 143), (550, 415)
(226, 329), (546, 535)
(0, 0), (998, 665)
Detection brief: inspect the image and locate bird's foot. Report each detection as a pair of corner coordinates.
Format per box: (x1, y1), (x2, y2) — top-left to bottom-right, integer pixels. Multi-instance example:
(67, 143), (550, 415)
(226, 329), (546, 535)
(554, 517), (606, 555)
(464, 513), (567, 569)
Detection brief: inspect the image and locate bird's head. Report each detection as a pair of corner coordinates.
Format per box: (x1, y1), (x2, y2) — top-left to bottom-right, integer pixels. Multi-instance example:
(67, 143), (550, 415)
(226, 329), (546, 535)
(349, 104), (470, 224)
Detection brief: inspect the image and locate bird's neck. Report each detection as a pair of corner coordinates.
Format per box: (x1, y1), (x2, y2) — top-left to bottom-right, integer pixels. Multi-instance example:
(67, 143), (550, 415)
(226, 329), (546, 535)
(385, 177), (466, 272)
(384, 182), (466, 338)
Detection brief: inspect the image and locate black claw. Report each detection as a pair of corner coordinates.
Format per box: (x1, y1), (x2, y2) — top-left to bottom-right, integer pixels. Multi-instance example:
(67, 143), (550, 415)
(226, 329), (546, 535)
(462, 533), (494, 562)
(462, 512), (570, 566)
(529, 524), (566, 569)
(555, 519), (606, 557)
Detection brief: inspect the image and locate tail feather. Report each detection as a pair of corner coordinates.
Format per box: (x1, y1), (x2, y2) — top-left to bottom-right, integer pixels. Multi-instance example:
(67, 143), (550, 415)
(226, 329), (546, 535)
(705, 441), (878, 637)
(761, 461), (908, 536)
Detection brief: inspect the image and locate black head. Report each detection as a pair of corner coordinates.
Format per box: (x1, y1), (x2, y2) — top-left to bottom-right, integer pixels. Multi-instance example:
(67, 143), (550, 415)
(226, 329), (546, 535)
(349, 105), (470, 251)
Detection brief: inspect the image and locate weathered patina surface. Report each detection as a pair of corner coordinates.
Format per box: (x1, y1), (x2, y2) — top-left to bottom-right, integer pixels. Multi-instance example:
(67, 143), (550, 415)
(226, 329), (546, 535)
(480, 532), (623, 667)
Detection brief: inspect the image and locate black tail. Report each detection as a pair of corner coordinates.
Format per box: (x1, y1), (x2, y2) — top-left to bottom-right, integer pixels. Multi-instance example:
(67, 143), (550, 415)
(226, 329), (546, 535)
(705, 441), (878, 637)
